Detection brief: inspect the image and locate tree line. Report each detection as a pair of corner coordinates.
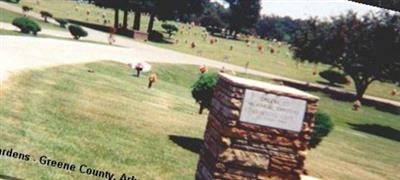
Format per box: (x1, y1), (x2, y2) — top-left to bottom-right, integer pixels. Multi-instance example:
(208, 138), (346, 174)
(90, 0), (262, 38)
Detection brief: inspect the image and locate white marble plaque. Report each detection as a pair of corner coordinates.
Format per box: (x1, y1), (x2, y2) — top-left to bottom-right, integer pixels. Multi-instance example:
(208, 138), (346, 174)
(239, 89), (307, 132)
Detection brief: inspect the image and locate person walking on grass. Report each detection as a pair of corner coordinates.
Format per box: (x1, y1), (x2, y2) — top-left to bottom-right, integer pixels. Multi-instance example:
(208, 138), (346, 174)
(135, 63), (143, 77)
(108, 27), (116, 45)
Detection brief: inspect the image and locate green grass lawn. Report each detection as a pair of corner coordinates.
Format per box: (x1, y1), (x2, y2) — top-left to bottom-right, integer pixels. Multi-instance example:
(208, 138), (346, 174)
(5, 0), (398, 102)
(0, 6), (67, 31)
(0, 62), (399, 180)
(0, 28), (124, 47)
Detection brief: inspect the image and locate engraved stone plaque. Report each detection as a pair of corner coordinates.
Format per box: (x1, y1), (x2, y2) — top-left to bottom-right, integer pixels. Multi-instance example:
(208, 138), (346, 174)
(239, 89), (307, 132)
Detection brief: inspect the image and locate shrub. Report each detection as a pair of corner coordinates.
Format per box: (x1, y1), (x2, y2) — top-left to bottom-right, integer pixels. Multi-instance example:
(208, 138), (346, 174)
(40, 11), (53, 23)
(22, 5), (33, 13)
(205, 26), (222, 35)
(161, 23), (178, 37)
(148, 30), (164, 42)
(309, 111), (334, 148)
(191, 73), (218, 114)
(319, 70), (348, 85)
(12, 17), (41, 35)
(55, 18), (68, 28)
(68, 25), (88, 39)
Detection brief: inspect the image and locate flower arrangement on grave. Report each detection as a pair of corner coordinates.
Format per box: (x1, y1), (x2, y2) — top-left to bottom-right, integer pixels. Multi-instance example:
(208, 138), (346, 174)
(199, 65), (208, 74)
(391, 89), (398, 96)
(148, 73), (157, 88)
(257, 44), (264, 53)
(353, 100), (361, 110)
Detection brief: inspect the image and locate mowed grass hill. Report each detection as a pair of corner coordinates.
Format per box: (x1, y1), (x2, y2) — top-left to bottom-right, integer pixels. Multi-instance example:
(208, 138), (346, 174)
(0, 62), (399, 179)
(1, 0), (398, 102)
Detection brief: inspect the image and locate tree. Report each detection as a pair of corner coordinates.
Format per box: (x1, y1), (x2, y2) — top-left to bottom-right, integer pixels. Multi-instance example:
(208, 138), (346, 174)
(22, 5), (33, 16)
(191, 73), (218, 114)
(126, 0), (153, 31)
(291, 11), (400, 101)
(40, 11), (53, 23)
(226, 0), (261, 38)
(147, 0), (206, 33)
(200, 2), (229, 29)
(256, 15), (302, 42)
(349, 0), (400, 12)
(94, 0), (124, 28)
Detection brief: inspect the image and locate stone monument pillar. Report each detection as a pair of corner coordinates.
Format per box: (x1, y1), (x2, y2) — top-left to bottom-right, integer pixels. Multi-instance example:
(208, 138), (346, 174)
(196, 73), (319, 180)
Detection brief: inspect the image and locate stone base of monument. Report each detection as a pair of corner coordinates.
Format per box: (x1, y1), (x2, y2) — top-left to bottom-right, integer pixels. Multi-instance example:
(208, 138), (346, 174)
(196, 73), (319, 180)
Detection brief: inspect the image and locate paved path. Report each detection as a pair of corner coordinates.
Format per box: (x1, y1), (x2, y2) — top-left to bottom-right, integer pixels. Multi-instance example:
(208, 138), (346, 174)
(1, 1), (399, 108)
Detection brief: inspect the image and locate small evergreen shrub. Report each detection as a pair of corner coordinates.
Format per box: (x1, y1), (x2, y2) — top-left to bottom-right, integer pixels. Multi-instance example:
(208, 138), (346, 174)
(12, 17), (41, 35)
(68, 25), (88, 40)
(191, 73), (218, 114)
(148, 30), (164, 42)
(309, 111), (334, 148)
(319, 70), (348, 85)
(55, 18), (68, 28)
(161, 23), (178, 37)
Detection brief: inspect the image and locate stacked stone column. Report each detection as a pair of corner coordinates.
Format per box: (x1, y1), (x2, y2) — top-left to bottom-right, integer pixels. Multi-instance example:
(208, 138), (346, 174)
(196, 73), (319, 180)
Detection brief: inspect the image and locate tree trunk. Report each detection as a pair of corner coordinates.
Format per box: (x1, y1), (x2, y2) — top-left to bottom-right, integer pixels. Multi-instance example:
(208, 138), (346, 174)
(147, 13), (155, 33)
(198, 104), (205, 114)
(114, 8), (119, 29)
(122, 9), (128, 29)
(133, 11), (141, 30)
(354, 78), (373, 101)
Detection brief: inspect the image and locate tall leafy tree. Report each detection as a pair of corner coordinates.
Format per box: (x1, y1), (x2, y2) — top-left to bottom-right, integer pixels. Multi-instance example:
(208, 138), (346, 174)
(350, 0), (400, 11)
(200, 2), (230, 28)
(94, 0), (124, 28)
(291, 11), (400, 101)
(226, 0), (261, 38)
(256, 15), (302, 42)
(145, 0), (206, 33)
(127, 0), (155, 31)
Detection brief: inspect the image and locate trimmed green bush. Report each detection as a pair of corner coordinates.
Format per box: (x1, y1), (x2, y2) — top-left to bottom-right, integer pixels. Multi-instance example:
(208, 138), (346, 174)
(12, 17), (41, 35)
(148, 30), (164, 42)
(68, 25), (88, 40)
(319, 70), (348, 85)
(309, 111), (334, 148)
(55, 18), (68, 28)
(161, 23), (178, 37)
(191, 73), (218, 114)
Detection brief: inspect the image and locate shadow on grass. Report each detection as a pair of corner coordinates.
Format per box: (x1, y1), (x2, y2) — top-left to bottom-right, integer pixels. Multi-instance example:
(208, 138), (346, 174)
(0, 174), (24, 180)
(316, 80), (344, 88)
(149, 38), (174, 44)
(168, 135), (203, 154)
(347, 123), (400, 142)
